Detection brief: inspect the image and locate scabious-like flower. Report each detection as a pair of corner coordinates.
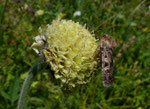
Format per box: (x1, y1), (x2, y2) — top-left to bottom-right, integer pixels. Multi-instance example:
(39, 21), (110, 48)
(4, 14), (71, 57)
(35, 9), (44, 16)
(31, 19), (98, 88)
(73, 11), (81, 17)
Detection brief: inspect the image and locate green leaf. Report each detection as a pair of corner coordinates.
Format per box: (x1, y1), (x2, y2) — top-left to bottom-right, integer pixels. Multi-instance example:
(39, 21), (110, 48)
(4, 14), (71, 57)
(9, 77), (19, 104)
(0, 89), (10, 100)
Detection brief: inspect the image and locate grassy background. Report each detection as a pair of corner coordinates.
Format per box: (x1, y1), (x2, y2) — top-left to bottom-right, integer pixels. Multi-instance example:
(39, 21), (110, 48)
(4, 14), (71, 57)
(0, 0), (150, 109)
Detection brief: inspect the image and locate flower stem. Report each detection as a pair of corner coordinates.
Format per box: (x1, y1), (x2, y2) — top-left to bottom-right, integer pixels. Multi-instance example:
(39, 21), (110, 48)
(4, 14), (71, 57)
(17, 57), (45, 109)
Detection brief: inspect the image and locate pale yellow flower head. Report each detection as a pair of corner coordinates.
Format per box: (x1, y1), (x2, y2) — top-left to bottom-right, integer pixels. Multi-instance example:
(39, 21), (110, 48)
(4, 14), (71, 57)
(35, 9), (44, 16)
(31, 19), (98, 88)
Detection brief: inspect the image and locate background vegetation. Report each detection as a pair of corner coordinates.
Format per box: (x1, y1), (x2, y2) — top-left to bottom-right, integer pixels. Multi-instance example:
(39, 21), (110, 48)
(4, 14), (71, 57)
(0, 0), (150, 109)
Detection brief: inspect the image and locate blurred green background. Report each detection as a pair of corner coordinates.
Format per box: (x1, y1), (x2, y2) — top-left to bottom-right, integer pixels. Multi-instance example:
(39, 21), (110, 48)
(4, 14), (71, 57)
(0, 0), (150, 109)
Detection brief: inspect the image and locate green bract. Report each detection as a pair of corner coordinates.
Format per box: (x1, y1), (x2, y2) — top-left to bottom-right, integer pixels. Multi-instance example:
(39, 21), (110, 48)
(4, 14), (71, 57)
(32, 20), (98, 88)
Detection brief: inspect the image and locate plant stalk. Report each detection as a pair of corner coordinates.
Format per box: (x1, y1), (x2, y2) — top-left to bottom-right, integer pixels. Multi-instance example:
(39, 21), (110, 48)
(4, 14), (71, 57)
(17, 57), (45, 109)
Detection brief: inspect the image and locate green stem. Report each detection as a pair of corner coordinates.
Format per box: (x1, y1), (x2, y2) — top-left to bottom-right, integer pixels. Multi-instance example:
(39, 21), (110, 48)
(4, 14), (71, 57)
(17, 57), (45, 109)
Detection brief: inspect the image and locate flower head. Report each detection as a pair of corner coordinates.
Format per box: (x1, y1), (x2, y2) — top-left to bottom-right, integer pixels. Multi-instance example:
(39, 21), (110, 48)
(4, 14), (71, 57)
(73, 11), (81, 17)
(31, 19), (98, 88)
(35, 9), (44, 16)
